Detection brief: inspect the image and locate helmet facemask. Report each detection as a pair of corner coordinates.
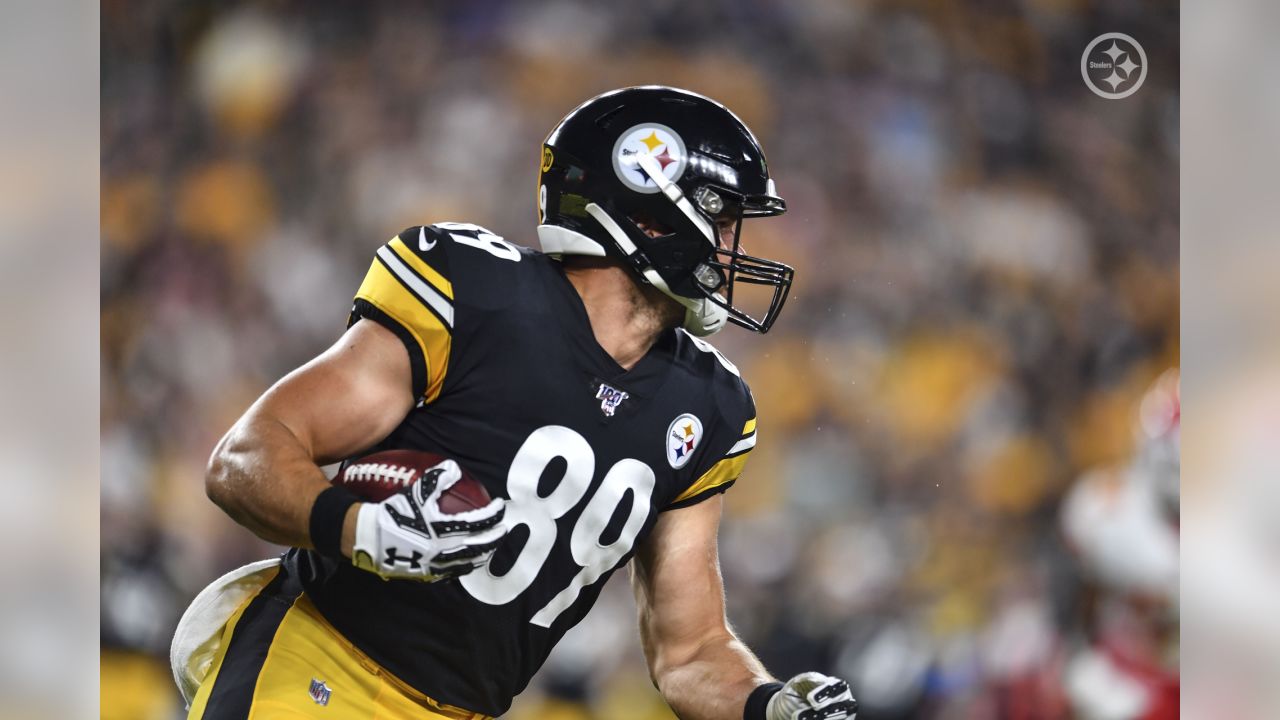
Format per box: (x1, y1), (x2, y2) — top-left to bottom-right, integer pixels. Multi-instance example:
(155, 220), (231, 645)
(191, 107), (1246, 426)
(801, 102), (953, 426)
(689, 185), (793, 334)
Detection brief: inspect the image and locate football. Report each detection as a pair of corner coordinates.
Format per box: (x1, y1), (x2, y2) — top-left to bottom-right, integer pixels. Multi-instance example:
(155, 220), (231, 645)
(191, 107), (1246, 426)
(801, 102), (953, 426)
(334, 449), (492, 513)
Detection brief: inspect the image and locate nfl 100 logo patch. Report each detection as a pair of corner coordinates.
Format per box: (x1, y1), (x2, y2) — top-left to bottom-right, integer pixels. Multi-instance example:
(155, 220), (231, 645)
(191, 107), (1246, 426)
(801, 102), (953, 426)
(594, 382), (630, 417)
(309, 678), (332, 706)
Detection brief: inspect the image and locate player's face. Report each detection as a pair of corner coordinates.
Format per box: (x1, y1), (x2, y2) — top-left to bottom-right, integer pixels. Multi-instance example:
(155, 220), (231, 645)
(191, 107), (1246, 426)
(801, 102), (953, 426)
(634, 217), (735, 249)
(713, 218), (735, 250)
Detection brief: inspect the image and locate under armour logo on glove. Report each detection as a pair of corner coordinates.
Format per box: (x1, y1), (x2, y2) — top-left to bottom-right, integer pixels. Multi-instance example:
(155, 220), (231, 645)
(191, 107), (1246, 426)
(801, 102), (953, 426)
(383, 548), (424, 570)
(352, 459), (508, 582)
(768, 673), (857, 720)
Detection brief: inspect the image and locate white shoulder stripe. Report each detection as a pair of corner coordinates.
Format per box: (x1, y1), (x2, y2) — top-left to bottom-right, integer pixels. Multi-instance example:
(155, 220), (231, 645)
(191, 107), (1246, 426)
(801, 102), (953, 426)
(727, 432), (757, 456)
(682, 330), (741, 377)
(376, 245), (454, 328)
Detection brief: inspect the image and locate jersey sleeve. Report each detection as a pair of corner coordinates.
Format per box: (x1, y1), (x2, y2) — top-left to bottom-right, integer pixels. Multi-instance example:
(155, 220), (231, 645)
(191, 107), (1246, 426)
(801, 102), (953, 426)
(667, 388), (758, 510)
(347, 226), (456, 404)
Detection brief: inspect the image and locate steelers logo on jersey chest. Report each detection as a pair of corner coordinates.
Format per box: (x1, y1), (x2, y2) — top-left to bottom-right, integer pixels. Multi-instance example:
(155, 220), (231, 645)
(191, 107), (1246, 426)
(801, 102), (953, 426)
(666, 413), (703, 469)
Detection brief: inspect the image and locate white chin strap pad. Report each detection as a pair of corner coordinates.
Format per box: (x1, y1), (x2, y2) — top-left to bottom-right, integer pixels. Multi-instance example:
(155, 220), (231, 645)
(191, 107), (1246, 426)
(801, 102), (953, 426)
(584, 203), (728, 336)
(680, 298), (728, 337)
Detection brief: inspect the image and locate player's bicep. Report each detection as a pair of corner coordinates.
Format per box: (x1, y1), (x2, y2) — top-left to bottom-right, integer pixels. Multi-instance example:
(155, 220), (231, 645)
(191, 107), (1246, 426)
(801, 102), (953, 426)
(633, 495), (731, 668)
(255, 319), (416, 465)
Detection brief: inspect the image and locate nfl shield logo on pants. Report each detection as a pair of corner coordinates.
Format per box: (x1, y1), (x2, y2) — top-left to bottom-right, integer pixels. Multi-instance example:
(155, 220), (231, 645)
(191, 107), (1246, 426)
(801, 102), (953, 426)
(309, 678), (332, 706)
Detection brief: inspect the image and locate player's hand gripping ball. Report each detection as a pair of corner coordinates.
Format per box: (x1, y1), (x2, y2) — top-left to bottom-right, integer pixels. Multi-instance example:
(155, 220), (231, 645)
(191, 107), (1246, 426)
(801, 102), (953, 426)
(767, 672), (857, 720)
(338, 451), (506, 582)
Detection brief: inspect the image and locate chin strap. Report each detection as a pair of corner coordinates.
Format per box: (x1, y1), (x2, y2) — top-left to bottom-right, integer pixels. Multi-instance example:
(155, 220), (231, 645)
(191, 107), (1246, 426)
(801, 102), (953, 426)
(584, 202), (727, 336)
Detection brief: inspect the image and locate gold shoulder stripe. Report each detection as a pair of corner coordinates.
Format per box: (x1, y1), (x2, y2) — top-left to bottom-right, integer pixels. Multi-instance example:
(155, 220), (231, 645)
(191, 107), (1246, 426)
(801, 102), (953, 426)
(670, 450), (752, 505)
(354, 260), (452, 403)
(742, 417), (757, 436)
(388, 235), (454, 301)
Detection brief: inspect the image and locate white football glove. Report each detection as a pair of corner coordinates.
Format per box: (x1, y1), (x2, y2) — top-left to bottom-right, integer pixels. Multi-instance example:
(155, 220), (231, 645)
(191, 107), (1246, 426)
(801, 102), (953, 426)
(767, 672), (858, 720)
(351, 459), (506, 582)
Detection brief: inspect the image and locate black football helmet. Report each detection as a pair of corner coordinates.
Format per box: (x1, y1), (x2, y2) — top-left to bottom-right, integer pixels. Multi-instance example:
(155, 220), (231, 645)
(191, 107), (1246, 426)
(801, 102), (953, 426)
(537, 86), (793, 335)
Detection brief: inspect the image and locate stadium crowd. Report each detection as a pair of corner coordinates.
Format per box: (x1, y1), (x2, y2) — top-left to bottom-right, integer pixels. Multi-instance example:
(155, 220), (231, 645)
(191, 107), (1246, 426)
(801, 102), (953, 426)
(101, 1), (1179, 717)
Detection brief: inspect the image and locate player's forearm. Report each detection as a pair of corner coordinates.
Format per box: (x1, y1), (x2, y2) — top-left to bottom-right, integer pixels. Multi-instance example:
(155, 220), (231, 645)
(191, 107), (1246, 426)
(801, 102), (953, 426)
(654, 631), (774, 720)
(205, 413), (352, 550)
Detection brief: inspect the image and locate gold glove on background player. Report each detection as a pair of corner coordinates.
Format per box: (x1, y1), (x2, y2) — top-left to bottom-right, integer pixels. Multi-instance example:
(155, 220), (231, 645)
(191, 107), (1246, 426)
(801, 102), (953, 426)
(352, 459), (507, 581)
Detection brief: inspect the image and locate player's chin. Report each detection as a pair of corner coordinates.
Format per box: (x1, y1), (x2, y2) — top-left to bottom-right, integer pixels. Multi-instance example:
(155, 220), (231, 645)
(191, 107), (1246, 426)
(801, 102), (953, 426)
(645, 290), (685, 329)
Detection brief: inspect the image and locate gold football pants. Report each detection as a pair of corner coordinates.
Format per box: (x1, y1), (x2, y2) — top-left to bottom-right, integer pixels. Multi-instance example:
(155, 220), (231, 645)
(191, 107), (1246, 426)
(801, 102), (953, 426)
(187, 568), (491, 719)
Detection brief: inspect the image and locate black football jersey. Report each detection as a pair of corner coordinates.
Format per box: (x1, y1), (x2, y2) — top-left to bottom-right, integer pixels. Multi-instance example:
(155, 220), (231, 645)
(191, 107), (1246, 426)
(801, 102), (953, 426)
(283, 223), (758, 716)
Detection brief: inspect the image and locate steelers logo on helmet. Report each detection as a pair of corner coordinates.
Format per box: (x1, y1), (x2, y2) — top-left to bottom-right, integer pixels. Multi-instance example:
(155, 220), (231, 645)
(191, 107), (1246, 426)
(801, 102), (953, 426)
(612, 123), (688, 194)
(666, 413), (703, 469)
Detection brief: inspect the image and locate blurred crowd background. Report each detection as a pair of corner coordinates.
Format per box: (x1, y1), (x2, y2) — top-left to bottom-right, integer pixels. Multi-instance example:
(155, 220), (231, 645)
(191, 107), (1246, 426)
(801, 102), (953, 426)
(100, 1), (1179, 718)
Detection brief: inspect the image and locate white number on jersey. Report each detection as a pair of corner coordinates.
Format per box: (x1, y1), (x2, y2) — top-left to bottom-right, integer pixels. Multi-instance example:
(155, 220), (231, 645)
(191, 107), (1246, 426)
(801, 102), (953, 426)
(459, 425), (654, 627)
(684, 331), (741, 376)
(435, 221), (522, 262)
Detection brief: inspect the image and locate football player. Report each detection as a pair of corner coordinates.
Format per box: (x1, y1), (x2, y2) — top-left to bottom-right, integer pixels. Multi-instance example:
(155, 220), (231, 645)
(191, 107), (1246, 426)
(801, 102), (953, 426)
(190, 86), (856, 720)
